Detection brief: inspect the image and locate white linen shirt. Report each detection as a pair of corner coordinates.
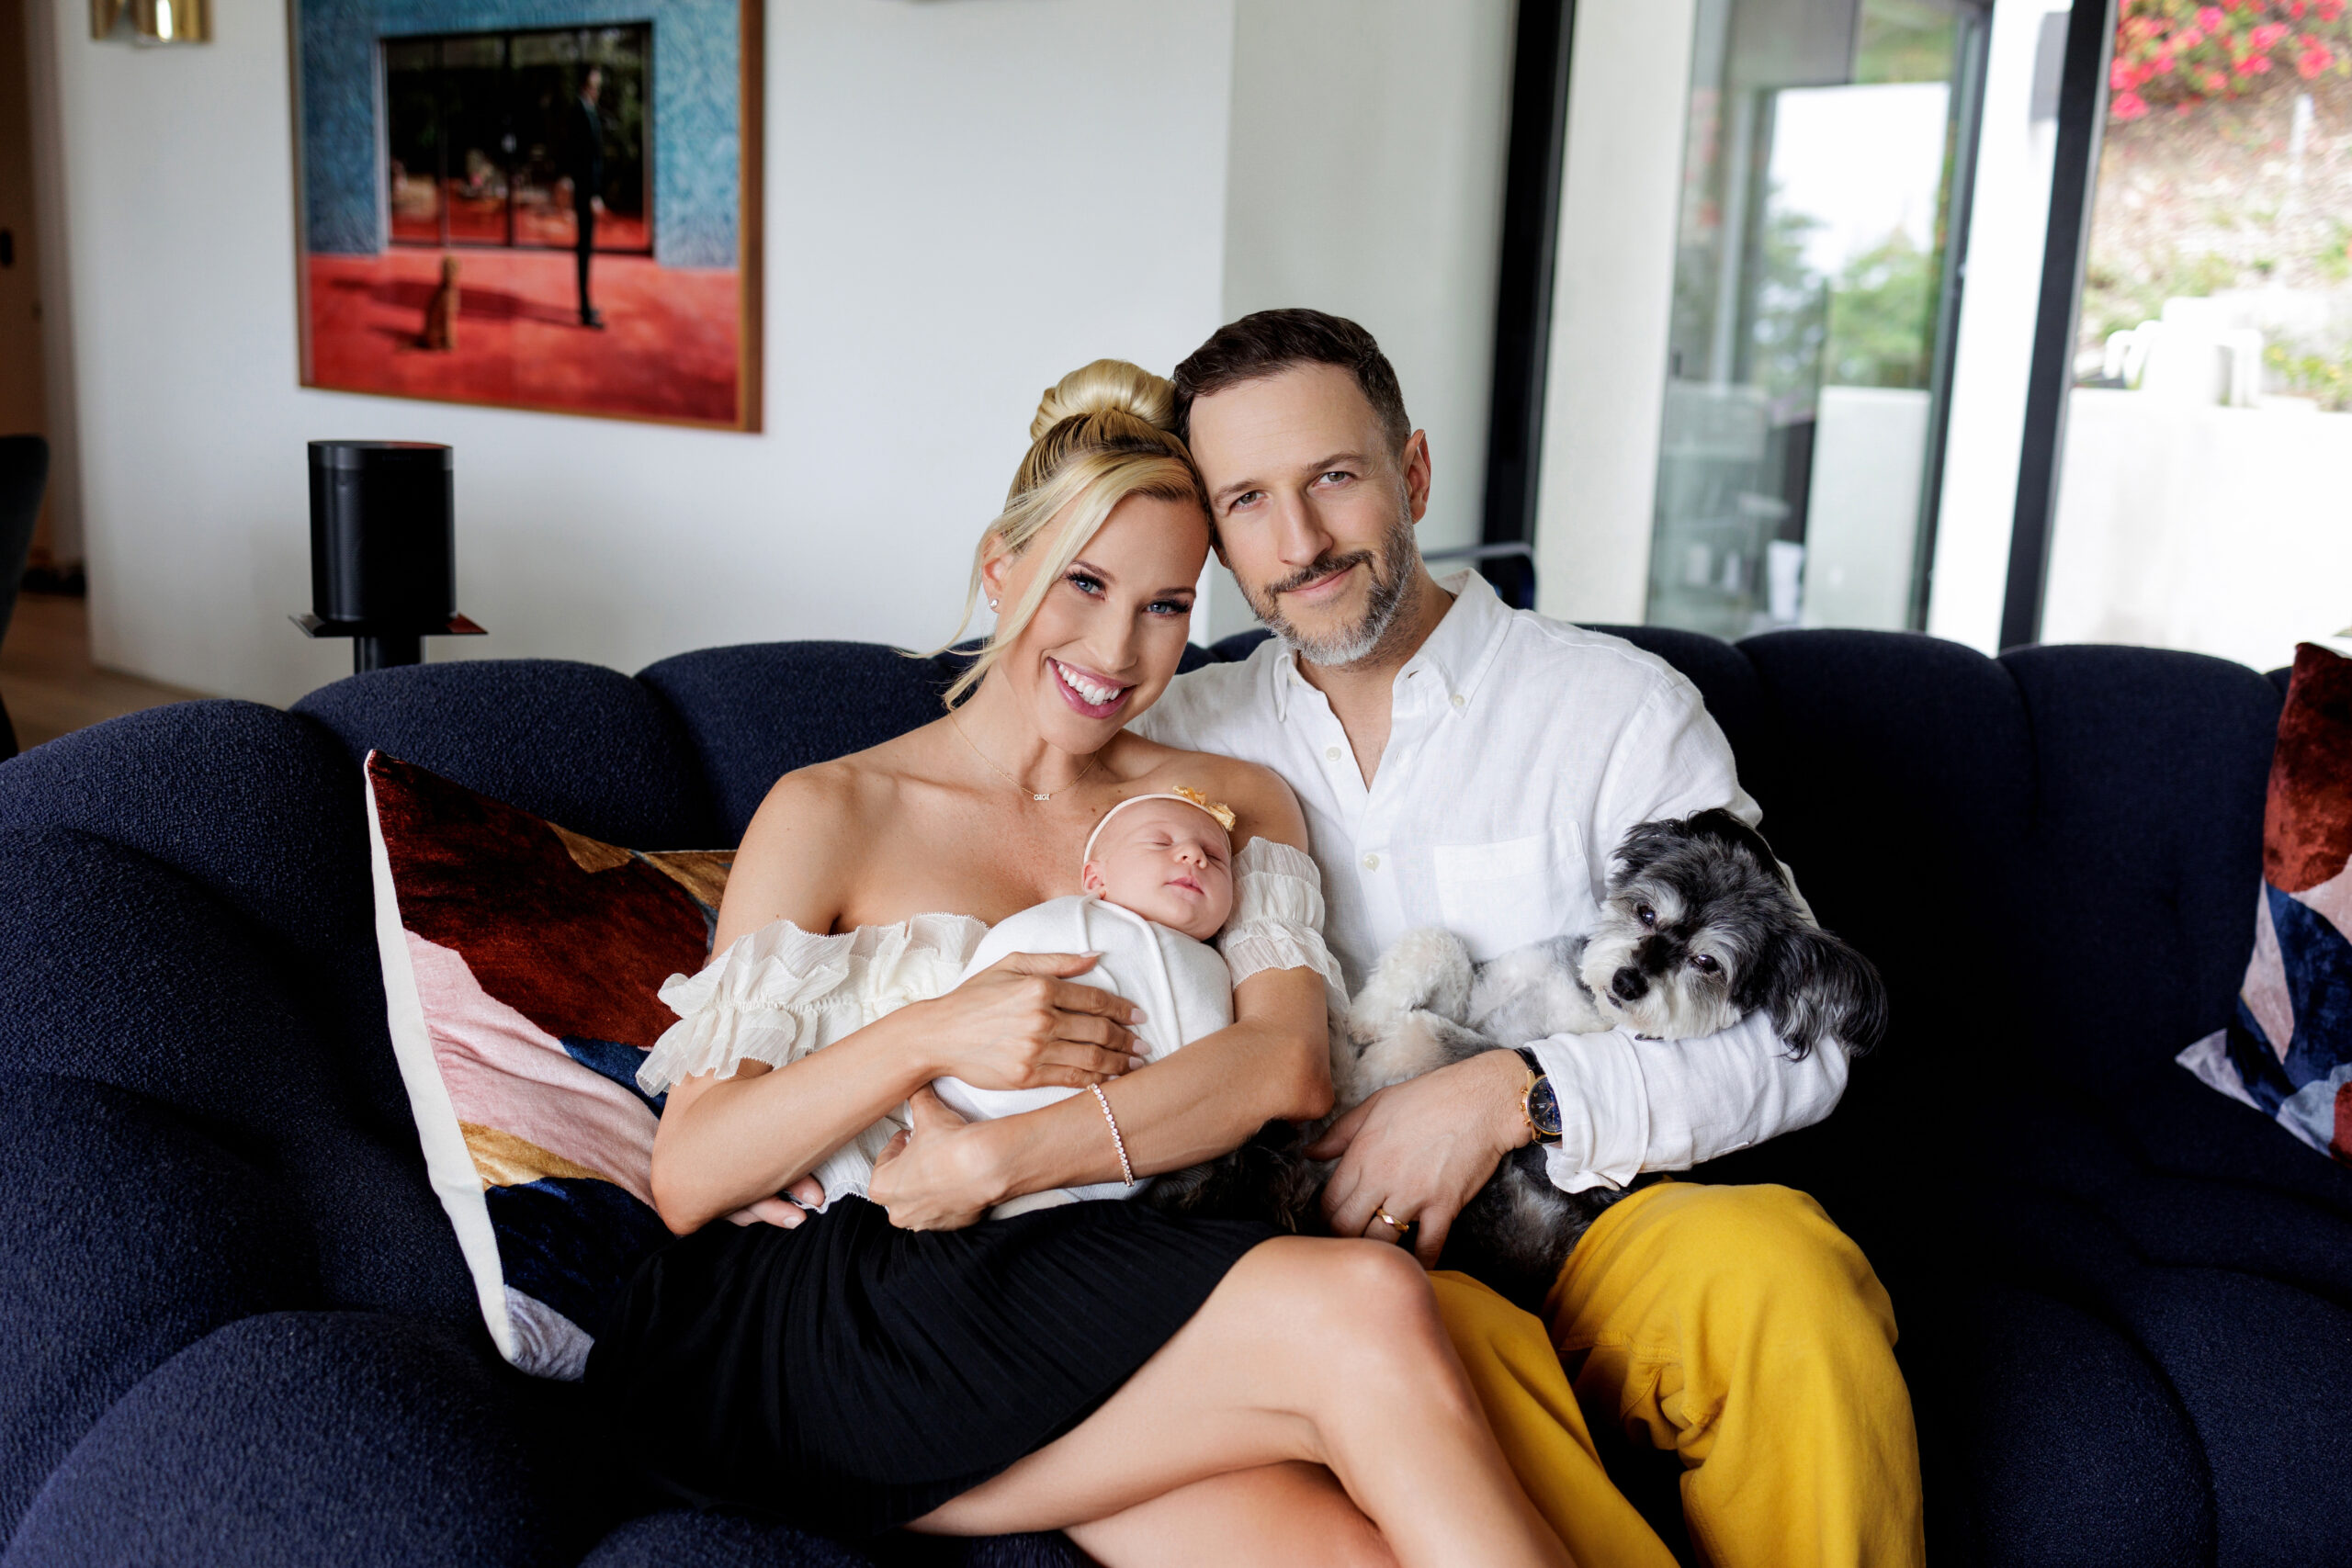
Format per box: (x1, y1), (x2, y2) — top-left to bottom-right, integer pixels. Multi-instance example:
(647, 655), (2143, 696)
(1130, 570), (1848, 1193)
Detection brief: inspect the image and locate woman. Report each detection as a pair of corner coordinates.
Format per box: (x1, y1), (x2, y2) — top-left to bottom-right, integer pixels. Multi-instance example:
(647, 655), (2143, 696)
(588, 362), (1572, 1568)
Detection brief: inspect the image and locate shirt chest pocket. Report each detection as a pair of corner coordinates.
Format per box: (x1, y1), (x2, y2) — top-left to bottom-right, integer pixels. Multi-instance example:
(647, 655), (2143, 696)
(1433, 829), (1588, 962)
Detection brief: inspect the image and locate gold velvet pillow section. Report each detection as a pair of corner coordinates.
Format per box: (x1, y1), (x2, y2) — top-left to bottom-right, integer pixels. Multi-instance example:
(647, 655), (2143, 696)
(363, 750), (731, 1378)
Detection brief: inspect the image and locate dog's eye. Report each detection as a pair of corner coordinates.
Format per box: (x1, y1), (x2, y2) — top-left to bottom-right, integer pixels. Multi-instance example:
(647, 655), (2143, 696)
(1636, 905), (1656, 929)
(1688, 953), (1720, 975)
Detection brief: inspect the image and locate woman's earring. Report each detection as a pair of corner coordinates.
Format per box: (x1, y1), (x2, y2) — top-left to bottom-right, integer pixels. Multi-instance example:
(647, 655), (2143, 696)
(989, 598), (999, 611)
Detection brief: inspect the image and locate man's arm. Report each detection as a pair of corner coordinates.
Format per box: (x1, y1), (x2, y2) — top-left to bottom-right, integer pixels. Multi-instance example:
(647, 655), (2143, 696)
(1539, 671), (1852, 1187)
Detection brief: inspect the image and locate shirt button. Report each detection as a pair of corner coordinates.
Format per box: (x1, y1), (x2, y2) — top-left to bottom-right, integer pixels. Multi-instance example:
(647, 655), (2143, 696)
(1363, 853), (1381, 871)
(1451, 693), (1466, 708)
(1326, 746), (1343, 761)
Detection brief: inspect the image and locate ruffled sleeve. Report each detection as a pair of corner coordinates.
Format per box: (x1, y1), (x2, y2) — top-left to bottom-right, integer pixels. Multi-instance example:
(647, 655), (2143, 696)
(1219, 838), (1349, 1017)
(636, 921), (864, 1096)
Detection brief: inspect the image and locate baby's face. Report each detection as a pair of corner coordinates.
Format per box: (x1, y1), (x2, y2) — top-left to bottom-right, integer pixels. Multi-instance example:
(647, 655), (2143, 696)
(1081, 798), (1235, 941)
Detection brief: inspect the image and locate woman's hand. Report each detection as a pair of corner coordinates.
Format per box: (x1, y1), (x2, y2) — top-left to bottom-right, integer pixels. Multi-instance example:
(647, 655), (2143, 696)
(725, 1175), (826, 1229)
(925, 952), (1146, 1092)
(868, 1087), (1001, 1231)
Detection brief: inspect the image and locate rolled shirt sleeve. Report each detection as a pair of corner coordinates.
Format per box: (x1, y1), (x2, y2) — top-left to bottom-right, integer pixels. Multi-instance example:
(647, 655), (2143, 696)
(1529, 1017), (1850, 1192)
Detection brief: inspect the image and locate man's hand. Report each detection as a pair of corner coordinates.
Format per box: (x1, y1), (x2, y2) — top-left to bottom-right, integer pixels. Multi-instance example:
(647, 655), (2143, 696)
(1308, 1048), (1530, 1268)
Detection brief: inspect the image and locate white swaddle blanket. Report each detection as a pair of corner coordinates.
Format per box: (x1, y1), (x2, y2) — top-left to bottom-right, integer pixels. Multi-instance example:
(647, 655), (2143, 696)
(933, 894), (1233, 1217)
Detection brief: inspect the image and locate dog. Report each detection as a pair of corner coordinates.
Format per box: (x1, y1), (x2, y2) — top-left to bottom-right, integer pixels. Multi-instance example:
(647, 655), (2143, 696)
(420, 255), (460, 352)
(1147, 808), (1887, 1308)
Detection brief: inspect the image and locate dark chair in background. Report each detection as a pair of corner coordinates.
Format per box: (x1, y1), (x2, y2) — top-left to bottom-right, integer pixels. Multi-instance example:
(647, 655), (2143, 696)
(0, 435), (51, 762)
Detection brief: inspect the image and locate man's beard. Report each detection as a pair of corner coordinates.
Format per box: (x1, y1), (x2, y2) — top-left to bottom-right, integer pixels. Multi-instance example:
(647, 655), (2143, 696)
(1239, 504), (1422, 669)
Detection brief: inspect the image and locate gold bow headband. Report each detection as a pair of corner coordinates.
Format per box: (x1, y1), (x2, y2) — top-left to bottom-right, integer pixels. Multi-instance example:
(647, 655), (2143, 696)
(1080, 786), (1237, 870)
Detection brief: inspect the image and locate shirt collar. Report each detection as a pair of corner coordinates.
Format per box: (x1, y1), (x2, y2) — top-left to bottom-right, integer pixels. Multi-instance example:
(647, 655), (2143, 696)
(1259, 568), (1514, 724)
(1399, 570), (1512, 710)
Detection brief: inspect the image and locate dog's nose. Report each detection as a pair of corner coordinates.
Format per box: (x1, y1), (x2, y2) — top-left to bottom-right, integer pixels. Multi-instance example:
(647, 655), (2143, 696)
(1611, 967), (1647, 1002)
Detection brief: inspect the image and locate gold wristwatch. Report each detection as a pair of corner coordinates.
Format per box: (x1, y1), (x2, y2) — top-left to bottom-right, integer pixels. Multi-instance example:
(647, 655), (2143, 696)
(1514, 1046), (1563, 1146)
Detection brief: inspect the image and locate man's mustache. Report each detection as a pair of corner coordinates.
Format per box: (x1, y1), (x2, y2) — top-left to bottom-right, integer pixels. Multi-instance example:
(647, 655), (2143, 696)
(1265, 551), (1377, 599)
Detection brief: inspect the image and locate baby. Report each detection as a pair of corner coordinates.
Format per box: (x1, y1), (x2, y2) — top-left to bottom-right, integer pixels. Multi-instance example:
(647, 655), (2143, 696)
(932, 787), (1238, 1217)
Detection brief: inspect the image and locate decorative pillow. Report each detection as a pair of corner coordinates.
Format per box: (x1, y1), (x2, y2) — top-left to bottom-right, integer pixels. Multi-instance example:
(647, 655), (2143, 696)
(363, 751), (731, 1377)
(2179, 642), (2352, 1165)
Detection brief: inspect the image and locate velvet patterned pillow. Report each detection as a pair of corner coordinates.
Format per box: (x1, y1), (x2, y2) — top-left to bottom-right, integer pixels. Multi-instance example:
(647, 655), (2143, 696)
(364, 751), (730, 1378)
(2179, 643), (2352, 1165)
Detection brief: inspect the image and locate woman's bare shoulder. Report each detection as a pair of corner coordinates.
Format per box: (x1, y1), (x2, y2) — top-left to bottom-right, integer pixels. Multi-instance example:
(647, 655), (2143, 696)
(720, 752), (909, 943)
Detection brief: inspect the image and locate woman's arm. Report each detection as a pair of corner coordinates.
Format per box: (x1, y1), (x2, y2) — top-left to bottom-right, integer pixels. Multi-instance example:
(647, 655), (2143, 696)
(868, 760), (1333, 1229)
(650, 767), (1144, 1235)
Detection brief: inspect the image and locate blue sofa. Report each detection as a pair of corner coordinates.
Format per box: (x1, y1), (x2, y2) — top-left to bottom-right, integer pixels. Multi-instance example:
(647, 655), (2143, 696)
(0, 625), (2343, 1567)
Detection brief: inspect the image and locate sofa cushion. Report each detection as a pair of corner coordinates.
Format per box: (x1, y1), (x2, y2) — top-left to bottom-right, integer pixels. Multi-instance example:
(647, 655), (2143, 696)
(297, 660), (719, 850)
(366, 753), (728, 1378)
(1, 1313), (599, 1568)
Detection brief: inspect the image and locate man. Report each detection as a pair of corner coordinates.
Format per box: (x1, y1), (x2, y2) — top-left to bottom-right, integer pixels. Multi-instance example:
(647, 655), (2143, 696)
(565, 67), (607, 331)
(1133, 310), (1924, 1567)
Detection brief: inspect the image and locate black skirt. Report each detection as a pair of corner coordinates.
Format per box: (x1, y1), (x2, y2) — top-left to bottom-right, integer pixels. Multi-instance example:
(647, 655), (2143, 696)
(584, 1195), (1276, 1540)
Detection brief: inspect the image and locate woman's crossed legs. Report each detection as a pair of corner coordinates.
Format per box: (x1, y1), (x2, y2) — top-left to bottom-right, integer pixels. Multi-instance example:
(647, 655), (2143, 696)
(911, 1236), (1573, 1568)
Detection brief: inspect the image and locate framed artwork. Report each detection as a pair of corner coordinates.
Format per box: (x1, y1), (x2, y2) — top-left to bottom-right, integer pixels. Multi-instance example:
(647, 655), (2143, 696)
(289, 0), (762, 430)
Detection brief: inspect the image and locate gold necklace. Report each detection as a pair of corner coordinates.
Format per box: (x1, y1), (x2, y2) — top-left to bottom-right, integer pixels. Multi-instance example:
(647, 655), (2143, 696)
(948, 711), (1100, 802)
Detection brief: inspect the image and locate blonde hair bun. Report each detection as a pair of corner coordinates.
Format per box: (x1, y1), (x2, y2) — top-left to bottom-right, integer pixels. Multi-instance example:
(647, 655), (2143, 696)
(1030, 359), (1178, 441)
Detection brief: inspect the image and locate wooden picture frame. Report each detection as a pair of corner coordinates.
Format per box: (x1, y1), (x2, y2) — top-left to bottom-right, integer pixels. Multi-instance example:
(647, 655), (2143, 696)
(288, 0), (762, 431)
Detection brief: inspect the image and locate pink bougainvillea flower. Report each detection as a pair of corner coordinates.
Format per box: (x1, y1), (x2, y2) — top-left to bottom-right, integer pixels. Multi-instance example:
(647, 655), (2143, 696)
(2112, 89), (2151, 119)
(2205, 67), (2231, 89)
(2197, 4), (2226, 28)
(2251, 21), (2290, 49)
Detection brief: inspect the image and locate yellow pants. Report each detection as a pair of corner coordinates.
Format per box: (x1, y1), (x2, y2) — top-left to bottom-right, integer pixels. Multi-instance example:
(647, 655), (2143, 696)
(1429, 1182), (1925, 1568)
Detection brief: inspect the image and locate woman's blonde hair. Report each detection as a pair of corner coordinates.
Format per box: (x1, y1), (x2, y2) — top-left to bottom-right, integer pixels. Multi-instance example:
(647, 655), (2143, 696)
(931, 359), (1207, 709)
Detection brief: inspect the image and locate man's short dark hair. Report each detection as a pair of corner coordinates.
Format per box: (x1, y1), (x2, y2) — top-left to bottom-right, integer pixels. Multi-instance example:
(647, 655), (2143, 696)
(1172, 309), (1410, 451)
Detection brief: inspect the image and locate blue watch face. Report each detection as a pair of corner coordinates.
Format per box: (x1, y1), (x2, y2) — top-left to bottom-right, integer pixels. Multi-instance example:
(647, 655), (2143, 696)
(1526, 1074), (1562, 1141)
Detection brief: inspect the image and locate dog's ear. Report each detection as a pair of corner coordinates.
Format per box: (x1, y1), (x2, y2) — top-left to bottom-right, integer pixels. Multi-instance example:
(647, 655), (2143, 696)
(1681, 807), (1790, 891)
(1759, 926), (1887, 1060)
(1610, 818), (1689, 882)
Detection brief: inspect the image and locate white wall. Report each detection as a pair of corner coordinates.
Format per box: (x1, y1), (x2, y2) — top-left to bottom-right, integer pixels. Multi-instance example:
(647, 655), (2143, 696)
(1529, 0), (1697, 625)
(40, 0), (1238, 706)
(1211, 0), (1514, 639)
(2042, 392), (2352, 671)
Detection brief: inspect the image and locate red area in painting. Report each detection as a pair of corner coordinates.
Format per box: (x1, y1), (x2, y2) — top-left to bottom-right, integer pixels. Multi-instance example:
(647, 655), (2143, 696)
(369, 754), (712, 1049)
(2264, 645), (2352, 894)
(306, 249), (739, 425)
(2335, 1079), (2352, 1166)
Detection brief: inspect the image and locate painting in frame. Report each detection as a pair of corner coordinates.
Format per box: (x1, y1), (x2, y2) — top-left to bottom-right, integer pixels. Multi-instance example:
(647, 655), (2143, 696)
(289, 0), (762, 430)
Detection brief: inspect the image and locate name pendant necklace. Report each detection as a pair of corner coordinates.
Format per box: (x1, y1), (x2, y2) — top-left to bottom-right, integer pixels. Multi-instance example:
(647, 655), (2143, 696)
(949, 711), (1098, 803)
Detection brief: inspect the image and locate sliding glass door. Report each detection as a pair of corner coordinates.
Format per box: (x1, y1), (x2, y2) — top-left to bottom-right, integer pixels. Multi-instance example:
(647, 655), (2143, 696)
(1647, 0), (1990, 637)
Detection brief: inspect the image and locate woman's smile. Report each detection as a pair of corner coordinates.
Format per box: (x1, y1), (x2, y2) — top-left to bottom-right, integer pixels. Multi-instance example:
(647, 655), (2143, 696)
(1046, 656), (1133, 719)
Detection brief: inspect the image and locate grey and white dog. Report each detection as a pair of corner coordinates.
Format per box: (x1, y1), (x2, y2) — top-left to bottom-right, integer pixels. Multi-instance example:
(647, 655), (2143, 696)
(1331, 807), (1887, 1303)
(1147, 808), (1887, 1309)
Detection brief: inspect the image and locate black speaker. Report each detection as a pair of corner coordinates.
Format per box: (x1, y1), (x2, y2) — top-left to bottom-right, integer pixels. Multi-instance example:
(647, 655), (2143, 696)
(291, 441), (482, 671)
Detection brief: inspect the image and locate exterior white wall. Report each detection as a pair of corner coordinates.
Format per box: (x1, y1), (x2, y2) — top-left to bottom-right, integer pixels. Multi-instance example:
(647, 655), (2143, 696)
(2041, 391), (2352, 672)
(36, 0), (1238, 706)
(1926, 0), (2073, 652)
(1211, 0), (1515, 640)
(1530, 0), (1698, 626)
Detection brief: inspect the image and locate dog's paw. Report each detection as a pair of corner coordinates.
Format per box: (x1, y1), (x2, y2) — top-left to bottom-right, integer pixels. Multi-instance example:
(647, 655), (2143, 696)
(1348, 927), (1476, 1041)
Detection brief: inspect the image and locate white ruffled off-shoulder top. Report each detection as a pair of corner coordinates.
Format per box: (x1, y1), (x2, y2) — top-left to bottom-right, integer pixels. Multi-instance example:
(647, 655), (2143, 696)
(634, 839), (1345, 1207)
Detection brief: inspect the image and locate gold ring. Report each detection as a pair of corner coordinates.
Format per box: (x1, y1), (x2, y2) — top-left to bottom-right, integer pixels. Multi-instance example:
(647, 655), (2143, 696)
(1374, 1208), (1411, 1234)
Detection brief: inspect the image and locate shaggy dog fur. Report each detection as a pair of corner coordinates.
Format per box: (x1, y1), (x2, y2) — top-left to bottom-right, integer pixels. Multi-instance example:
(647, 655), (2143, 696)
(1145, 809), (1887, 1308)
